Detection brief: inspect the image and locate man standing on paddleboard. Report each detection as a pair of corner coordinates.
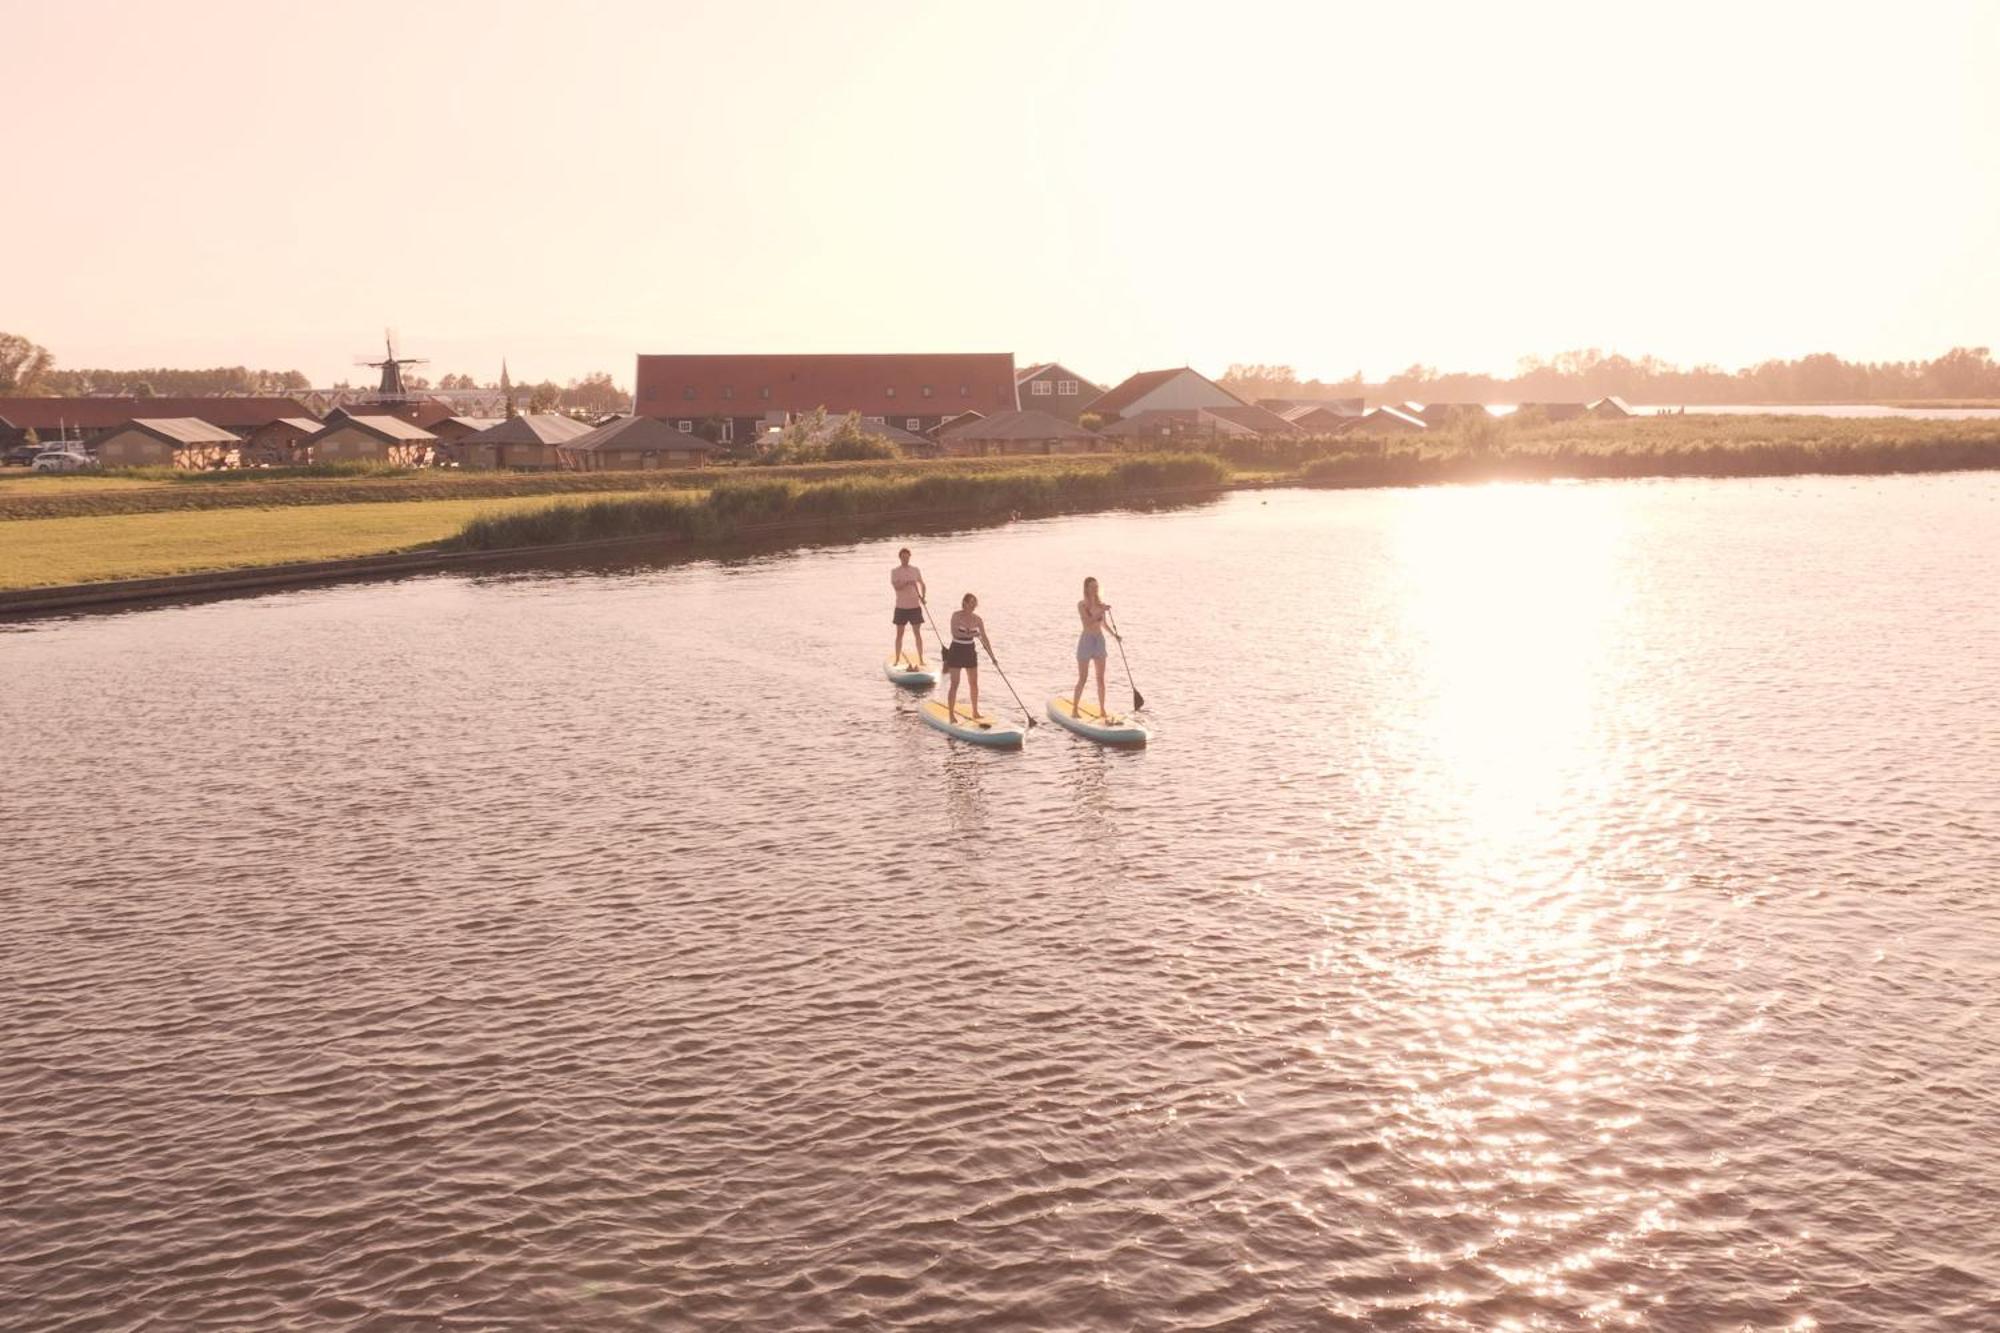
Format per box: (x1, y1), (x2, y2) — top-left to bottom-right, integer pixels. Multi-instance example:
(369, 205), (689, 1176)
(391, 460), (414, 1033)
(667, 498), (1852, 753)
(891, 547), (928, 668)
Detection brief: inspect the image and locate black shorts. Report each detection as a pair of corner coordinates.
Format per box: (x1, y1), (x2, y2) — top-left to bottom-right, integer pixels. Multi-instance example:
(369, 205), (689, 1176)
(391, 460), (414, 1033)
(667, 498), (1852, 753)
(943, 641), (978, 670)
(893, 607), (924, 626)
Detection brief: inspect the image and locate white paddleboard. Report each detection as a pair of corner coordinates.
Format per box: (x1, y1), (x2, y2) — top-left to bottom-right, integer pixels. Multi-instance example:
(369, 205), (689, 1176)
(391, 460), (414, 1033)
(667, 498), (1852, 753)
(885, 653), (938, 688)
(919, 699), (1025, 748)
(1046, 696), (1149, 746)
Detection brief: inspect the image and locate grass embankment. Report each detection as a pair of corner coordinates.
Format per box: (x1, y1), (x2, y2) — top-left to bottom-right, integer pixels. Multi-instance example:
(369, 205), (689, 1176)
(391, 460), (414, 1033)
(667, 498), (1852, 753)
(0, 453), (1144, 521)
(450, 454), (1231, 550)
(1288, 415), (2000, 487)
(0, 493), (652, 590)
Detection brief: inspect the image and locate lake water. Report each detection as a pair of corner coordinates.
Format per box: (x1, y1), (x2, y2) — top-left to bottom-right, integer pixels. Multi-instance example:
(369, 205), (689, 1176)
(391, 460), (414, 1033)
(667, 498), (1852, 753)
(1631, 404), (2000, 420)
(4, 475), (1997, 1330)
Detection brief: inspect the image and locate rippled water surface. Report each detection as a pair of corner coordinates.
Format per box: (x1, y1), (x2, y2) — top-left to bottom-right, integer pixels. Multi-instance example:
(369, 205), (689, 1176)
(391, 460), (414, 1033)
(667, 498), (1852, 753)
(5, 475), (1998, 1330)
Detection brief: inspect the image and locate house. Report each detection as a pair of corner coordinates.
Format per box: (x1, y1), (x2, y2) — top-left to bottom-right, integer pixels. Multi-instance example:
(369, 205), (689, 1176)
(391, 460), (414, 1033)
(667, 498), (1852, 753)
(1516, 402), (1588, 423)
(937, 409), (1100, 457)
(1014, 362), (1103, 423)
(751, 415), (933, 456)
(1587, 396), (1633, 418)
(1281, 404), (1361, 435)
(557, 414), (715, 471)
(93, 418), (241, 469)
(1081, 367), (1245, 422)
(0, 395), (315, 450)
(1260, 396), (1365, 417)
(430, 416), (504, 444)
(930, 410), (984, 439)
(459, 414), (592, 469)
(1205, 404), (1302, 436)
(309, 415), (439, 465)
(325, 397), (457, 431)
(1356, 405), (1427, 433)
(1417, 402), (1493, 426)
(239, 417), (325, 466)
(427, 416), (504, 465)
(634, 354), (1019, 446)
(1099, 408), (1260, 445)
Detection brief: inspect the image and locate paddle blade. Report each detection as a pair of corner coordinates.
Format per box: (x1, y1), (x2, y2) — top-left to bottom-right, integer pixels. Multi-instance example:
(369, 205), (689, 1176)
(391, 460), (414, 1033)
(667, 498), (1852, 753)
(1132, 688), (1146, 711)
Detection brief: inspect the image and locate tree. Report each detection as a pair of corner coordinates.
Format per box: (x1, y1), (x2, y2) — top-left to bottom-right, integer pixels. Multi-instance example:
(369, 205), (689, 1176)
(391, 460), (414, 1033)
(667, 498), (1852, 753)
(0, 333), (55, 393)
(559, 372), (627, 419)
(527, 380), (561, 414)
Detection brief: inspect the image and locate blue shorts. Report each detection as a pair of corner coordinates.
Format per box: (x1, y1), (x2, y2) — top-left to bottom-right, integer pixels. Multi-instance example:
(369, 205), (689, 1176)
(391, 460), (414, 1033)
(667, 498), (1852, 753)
(893, 607), (923, 626)
(1077, 631), (1107, 662)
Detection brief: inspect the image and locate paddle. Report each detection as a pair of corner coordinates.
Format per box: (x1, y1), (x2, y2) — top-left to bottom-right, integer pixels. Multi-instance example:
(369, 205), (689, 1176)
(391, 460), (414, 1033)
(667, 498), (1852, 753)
(984, 644), (1037, 731)
(1108, 611), (1145, 711)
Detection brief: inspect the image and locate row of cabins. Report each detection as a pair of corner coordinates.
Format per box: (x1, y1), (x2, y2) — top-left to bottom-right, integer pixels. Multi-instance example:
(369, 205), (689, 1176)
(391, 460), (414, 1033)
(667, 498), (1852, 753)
(0, 398), (718, 471)
(1, 363), (1641, 473)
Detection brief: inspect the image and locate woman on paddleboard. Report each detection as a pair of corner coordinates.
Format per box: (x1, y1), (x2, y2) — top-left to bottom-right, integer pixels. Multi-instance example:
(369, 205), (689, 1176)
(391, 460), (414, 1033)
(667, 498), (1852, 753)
(1068, 576), (1114, 720)
(945, 593), (994, 722)
(890, 547), (928, 667)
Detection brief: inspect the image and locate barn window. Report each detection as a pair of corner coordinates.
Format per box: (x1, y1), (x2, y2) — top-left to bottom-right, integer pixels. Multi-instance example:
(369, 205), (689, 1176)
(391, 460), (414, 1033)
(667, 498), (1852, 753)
(1058, 380), (1078, 395)
(760, 386), (771, 399)
(677, 420), (693, 432)
(722, 386), (734, 400)
(1031, 381), (1052, 395)
(906, 418), (920, 430)
(921, 385), (933, 398)
(885, 387), (897, 398)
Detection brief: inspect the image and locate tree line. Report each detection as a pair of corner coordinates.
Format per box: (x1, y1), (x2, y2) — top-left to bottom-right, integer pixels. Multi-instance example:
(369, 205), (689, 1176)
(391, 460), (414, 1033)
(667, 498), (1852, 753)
(0, 331), (632, 417)
(1222, 347), (2000, 406)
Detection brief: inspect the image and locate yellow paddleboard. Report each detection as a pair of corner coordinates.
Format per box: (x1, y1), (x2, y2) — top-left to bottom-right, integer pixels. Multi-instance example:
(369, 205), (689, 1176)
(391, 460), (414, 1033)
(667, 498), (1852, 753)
(1046, 696), (1149, 745)
(885, 653), (938, 688)
(919, 698), (1024, 747)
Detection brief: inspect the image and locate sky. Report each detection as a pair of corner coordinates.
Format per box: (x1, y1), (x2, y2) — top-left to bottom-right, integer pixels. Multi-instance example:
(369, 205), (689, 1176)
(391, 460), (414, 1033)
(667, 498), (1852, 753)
(8, 0), (1998, 389)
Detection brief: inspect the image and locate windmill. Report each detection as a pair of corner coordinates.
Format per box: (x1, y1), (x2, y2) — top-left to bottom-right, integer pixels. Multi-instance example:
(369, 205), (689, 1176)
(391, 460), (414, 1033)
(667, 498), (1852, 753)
(355, 329), (428, 402)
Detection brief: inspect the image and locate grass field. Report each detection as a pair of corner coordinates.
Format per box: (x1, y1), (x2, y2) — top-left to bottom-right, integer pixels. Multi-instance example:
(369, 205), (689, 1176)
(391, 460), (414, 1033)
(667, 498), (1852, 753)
(0, 492), (651, 590)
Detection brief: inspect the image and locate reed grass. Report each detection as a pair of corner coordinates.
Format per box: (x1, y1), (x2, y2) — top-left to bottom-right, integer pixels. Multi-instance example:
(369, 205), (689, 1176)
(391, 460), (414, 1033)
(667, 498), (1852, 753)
(450, 454), (1231, 551)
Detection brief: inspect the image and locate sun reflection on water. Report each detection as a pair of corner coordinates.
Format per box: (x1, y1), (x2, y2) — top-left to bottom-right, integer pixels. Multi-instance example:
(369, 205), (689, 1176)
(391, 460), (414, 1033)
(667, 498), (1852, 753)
(1324, 484), (1701, 1326)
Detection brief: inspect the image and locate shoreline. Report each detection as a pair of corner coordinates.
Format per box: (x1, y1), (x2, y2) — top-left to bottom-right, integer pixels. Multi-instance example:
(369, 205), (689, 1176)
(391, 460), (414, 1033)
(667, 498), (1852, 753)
(0, 478), (1247, 618)
(4, 456), (1995, 619)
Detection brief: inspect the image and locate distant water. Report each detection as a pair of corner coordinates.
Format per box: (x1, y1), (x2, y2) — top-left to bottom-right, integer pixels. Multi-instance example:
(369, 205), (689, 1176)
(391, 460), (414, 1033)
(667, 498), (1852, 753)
(1631, 403), (2000, 419)
(4, 474), (1998, 1329)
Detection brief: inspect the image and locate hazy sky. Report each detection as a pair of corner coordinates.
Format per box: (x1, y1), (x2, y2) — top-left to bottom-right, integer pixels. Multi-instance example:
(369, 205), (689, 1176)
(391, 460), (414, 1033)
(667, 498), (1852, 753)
(10, 0), (1997, 388)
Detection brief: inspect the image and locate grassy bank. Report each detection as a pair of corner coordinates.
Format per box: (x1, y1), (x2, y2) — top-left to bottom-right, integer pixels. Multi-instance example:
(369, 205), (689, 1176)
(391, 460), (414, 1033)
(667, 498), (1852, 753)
(451, 454), (1233, 550)
(0, 452), (1149, 521)
(0, 493), (653, 590)
(1291, 414), (2000, 487)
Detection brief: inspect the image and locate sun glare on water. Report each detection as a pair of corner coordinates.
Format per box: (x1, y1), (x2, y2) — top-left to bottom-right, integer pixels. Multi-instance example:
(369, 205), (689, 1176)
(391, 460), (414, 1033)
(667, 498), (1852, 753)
(1319, 483), (1704, 1325)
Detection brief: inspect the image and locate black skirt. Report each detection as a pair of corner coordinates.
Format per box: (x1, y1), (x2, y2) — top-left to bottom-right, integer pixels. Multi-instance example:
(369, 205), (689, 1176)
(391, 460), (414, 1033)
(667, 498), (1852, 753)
(944, 641), (979, 670)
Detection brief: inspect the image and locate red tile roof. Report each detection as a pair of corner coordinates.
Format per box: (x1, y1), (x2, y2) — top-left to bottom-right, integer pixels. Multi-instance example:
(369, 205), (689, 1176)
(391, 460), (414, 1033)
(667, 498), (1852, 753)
(635, 354), (1018, 418)
(329, 398), (456, 429)
(0, 396), (316, 432)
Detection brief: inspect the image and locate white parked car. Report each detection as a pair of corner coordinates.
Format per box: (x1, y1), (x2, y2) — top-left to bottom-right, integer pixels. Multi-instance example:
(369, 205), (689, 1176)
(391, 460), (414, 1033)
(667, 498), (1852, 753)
(31, 450), (99, 473)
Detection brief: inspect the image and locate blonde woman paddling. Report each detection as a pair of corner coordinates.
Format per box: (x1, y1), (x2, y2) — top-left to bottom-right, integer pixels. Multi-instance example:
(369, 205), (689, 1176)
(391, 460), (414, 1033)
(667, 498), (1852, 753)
(945, 593), (995, 723)
(1069, 576), (1115, 719)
